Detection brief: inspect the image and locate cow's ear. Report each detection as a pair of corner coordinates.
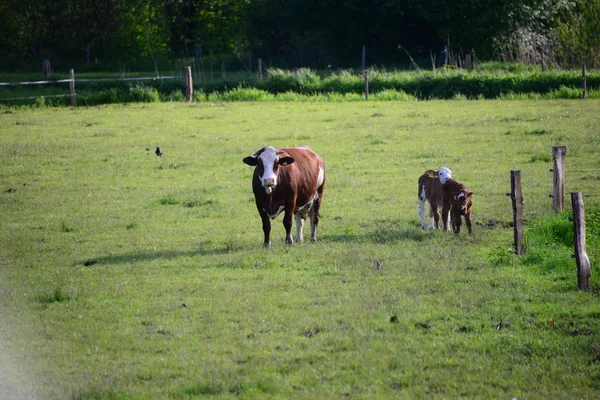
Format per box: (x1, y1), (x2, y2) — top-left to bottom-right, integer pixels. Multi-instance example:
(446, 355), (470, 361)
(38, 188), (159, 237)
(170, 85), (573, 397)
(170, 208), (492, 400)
(243, 156), (258, 166)
(453, 194), (458, 201)
(427, 170), (435, 178)
(467, 192), (474, 198)
(279, 156), (294, 166)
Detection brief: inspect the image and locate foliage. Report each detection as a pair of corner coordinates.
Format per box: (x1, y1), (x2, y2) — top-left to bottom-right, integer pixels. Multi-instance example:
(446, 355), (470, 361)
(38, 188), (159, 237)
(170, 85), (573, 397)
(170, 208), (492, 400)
(2, 65), (599, 106)
(0, 0), (599, 71)
(555, 0), (600, 67)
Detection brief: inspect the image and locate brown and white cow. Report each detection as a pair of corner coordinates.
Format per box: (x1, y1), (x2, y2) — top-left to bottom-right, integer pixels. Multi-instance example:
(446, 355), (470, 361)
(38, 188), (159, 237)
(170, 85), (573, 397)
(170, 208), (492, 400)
(243, 145), (325, 248)
(418, 167), (452, 229)
(441, 178), (474, 235)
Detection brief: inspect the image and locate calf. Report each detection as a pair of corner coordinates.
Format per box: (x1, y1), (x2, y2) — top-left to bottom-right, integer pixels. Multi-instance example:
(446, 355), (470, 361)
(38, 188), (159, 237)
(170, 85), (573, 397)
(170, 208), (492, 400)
(418, 167), (452, 229)
(243, 145), (325, 248)
(441, 178), (474, 235)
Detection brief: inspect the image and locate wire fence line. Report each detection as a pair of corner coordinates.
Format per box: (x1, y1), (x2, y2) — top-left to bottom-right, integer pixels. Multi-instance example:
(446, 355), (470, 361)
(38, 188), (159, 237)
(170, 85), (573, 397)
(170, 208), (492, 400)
(0, 75), (178, 86)
(1, 94), (73, 101)
(0, 74), (181, 102)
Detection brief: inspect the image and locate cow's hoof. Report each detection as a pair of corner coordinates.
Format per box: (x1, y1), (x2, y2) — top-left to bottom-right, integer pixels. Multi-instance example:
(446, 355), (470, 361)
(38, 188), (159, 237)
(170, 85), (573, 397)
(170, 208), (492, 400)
(263, 242), (272, 249)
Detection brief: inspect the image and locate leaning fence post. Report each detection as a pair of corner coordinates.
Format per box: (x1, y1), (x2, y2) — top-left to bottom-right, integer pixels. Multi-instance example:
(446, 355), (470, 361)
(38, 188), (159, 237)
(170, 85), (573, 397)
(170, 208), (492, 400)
(364, 69), (369, 101)
(69, 69), (76, 107)
(507, 170), (525, 255)
(571, 192), (591, 290)
(551, 146), (567, 212)
(184, 66), (193, 102)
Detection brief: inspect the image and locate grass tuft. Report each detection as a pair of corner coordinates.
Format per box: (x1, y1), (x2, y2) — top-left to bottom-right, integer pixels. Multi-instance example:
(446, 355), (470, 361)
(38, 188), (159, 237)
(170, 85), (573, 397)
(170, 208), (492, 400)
(35, 286), (72, 305)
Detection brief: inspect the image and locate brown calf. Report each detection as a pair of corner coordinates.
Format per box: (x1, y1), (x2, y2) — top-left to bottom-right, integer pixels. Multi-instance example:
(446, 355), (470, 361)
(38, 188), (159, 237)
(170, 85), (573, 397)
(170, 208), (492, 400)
(441, 178), (474, 235)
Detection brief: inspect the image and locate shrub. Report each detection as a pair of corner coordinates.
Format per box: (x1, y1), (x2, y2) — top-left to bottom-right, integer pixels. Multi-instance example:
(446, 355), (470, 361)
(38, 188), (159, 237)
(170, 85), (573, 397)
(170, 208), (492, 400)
(128, 86), (159, 102)
(164, 90), (186, 102)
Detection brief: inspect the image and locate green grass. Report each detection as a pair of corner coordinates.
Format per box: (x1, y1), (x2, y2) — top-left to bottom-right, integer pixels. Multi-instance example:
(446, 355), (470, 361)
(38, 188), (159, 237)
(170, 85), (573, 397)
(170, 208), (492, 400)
(1, 100), (600, 398)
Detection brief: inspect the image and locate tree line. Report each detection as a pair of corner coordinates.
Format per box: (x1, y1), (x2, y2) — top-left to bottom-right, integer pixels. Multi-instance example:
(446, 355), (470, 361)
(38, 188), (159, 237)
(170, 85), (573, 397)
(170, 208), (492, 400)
(1, 0), (598, 72)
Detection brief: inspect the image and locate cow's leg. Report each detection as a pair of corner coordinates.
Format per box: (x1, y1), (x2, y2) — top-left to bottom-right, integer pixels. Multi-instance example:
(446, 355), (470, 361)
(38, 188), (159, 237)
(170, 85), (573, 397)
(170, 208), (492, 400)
(283, 205), (294, 245)
(442, 203), (451, 232)
(259, 209), (271, 248)
(466, 210), (473, 236)
(418, 197), (426, 229)
(295, 213), (304, 243)
(310, 191), (323, 243)
(430, 203), (440, 229)
(453, 212), (462, 234)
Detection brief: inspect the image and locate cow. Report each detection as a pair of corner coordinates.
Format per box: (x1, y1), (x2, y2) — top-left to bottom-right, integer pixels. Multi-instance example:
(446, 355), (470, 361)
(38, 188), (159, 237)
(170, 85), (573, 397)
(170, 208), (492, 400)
(441, 178), (474, 235)
(243, 145), (325, 248)
(418, 167), (452, 229)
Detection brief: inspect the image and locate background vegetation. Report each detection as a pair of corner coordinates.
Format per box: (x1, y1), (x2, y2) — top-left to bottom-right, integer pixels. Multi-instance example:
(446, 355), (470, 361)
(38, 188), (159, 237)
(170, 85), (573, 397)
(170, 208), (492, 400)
(1, 63), (599, 107)
(1, 100), (599, 398)
(1, 0), (599, 73)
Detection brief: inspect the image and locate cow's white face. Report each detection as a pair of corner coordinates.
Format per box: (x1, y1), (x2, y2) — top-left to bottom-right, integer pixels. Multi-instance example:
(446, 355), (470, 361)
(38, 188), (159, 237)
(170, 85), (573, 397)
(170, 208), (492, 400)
(243, 146), (294, 194)
(438, 167), (452, 184)
(257, 147), (280, 193)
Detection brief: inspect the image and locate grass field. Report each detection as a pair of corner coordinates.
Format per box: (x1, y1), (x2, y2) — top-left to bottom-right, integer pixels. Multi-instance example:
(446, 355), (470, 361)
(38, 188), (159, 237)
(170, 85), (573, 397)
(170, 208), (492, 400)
(1, 100), (600, 399)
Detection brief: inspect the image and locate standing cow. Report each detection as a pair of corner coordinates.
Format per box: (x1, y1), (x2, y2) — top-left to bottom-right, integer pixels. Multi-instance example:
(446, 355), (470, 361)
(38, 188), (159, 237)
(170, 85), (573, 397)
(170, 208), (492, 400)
(243, 146), (325, 248)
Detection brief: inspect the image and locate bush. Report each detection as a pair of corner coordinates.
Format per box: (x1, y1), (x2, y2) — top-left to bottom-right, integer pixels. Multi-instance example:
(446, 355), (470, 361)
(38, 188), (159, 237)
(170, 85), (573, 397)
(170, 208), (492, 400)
(128, 85), (159, 102)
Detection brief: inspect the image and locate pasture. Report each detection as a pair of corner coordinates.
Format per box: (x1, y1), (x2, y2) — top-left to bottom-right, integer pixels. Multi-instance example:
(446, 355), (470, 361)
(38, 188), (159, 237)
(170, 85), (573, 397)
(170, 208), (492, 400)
(1, 100), (599, 398)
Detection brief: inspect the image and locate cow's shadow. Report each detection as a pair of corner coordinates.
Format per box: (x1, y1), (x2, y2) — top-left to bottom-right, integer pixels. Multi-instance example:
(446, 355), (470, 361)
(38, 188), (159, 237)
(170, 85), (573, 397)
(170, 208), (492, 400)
(75, 247), (232, 267)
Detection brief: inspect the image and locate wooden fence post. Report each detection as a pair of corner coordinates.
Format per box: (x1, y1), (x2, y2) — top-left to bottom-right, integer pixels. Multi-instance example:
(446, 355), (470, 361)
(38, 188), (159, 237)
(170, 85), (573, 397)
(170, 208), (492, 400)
(258, 58), (263, 81)
(465, 53), (472, 72)
(364, 69), (369, 101)
(582, 64), (587, 99)
(507, 170), (525, 255)
(551, 146), (567, 212)
(571, 192), (591, 290)
(362, 45), (366, 70)
(511, 170), (525, 255)
(184, 66), (193, 102)
(69, 69), (76, 107)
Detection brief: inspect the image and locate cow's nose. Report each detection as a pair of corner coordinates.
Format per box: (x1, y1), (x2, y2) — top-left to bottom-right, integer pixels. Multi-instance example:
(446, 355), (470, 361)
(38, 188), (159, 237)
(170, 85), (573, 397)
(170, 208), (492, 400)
(263, 178), (275, 187)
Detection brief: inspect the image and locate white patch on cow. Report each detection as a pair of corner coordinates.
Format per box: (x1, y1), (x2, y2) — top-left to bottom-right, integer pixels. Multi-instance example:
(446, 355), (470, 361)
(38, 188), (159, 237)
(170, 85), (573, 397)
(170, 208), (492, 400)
(438, 167), (452, 184)
(457, 192), (465, 199)
(317, 167), (324, 188)
(257, 146), (279, 192)
(266, 205), (285, 219)
(295, 214), (304, 242)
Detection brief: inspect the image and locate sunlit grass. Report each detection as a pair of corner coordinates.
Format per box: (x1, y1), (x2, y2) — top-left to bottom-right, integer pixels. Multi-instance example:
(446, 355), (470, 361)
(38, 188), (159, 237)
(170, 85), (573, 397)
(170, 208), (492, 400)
(1, 100), (599, 398)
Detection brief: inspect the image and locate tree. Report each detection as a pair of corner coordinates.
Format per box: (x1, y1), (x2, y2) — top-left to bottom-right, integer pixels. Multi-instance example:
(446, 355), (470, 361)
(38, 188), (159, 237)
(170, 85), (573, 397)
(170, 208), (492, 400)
(555, 0), (600, 67)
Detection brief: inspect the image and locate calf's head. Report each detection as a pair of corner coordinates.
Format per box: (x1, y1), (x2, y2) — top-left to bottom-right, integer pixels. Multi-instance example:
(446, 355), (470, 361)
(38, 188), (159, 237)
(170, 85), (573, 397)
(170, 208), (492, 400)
(438, 167), (452, 184)
(243, 146), (295, 194)
(453, 189), (474, 214)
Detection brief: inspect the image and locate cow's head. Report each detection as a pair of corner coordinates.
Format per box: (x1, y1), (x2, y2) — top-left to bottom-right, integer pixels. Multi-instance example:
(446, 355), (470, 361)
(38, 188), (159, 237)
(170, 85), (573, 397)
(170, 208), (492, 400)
(438, 167), (452, 184)
(453, 189), (473, 214)
(243, 146), (294, 194)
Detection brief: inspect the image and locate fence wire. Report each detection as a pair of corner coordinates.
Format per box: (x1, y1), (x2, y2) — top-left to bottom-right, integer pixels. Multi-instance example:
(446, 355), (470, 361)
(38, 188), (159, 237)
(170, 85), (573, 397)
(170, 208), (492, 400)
(0, 74), (180, 102)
